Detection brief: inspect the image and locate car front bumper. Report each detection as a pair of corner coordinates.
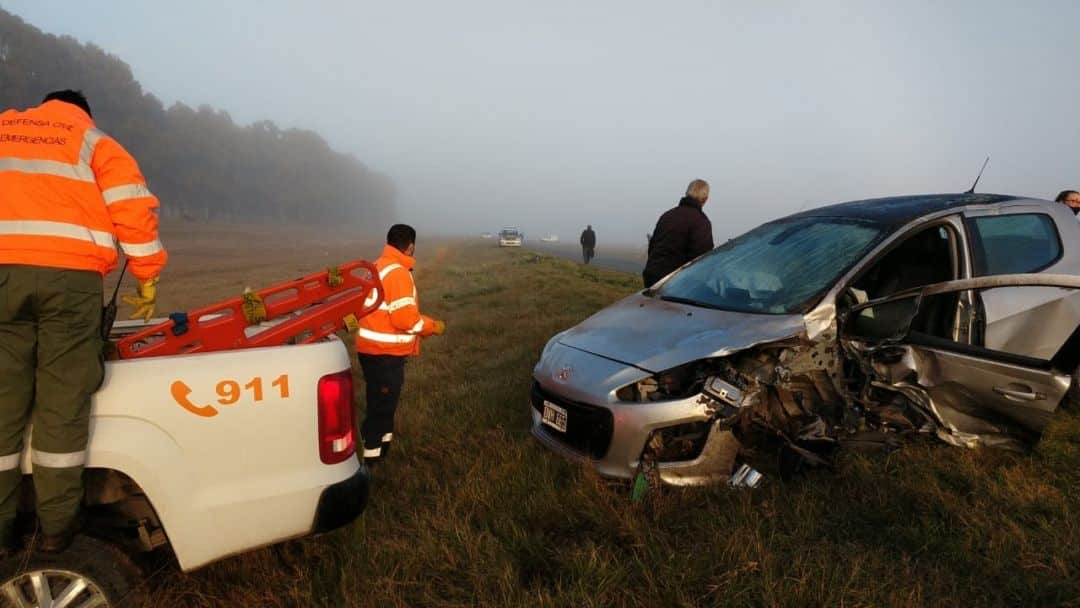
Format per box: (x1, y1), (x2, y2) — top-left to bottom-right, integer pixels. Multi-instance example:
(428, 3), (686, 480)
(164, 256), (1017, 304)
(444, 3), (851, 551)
(530, 341), (716, 481)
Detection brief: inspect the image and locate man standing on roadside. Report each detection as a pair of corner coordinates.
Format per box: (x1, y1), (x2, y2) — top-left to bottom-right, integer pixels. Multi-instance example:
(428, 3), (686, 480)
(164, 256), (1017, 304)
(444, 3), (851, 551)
(0, 90), (167, 554)
(355, 224), (446, 464)
(642, 179), (714, 288)
(580, 225), (596, 264)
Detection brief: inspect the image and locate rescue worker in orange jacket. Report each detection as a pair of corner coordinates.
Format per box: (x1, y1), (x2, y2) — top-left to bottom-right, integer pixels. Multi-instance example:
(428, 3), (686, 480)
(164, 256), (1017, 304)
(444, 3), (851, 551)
(355, 224), (445, 463)
(0, 90), (167, 553)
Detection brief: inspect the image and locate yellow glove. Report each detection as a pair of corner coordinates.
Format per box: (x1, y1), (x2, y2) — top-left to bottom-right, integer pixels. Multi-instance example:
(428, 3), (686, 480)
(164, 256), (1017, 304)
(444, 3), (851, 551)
(432, 319), (447, 336)
(122, 277), (158, 322)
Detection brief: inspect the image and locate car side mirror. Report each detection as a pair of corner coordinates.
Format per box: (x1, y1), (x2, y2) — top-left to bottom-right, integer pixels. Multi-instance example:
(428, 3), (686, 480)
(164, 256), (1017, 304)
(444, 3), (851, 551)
(841, 295), (920, 343)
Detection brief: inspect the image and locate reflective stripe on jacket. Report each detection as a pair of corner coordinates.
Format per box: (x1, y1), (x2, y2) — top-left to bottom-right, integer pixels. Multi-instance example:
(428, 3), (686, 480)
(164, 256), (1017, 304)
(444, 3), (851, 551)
(0, 100), (167, 279)
(355, 244), (435, 356)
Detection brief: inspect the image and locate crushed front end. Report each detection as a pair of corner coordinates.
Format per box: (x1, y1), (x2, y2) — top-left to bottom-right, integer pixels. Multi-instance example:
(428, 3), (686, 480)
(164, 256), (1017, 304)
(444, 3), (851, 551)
(532, 325), (952, 487)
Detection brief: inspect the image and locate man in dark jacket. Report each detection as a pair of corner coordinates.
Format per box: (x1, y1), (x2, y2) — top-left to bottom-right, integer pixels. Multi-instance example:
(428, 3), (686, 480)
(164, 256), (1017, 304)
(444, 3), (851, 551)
(580, 225), (596, 264)
(643, 179), (714, 287)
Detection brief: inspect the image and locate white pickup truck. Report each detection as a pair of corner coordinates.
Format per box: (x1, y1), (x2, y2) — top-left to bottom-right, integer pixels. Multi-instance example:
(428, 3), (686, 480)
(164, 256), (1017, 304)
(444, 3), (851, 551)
(0, 321), (368, 605)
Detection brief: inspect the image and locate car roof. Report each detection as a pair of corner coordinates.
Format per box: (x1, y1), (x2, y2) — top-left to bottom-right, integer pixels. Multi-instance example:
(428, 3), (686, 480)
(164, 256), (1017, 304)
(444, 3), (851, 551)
(786, 193), (1031, 227)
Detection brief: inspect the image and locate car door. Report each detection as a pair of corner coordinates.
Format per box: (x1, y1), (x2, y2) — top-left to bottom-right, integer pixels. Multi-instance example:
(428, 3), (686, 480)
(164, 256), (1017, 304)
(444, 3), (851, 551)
(842, 274), (1080, 446)
(963, 206), (1080, 359)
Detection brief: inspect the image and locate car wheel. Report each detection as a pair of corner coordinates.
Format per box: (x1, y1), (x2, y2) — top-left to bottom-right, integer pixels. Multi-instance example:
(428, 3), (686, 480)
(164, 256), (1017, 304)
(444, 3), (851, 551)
(0, 535), (146, 607)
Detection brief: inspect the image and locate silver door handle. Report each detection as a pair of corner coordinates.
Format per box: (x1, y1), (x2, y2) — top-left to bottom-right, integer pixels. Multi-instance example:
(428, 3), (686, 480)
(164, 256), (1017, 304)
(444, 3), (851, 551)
(993, 386), (1042, 402)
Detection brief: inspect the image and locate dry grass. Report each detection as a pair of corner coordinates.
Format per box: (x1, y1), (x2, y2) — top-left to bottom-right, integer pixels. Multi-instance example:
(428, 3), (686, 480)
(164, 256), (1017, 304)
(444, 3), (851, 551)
(130, 227), (1078, 607)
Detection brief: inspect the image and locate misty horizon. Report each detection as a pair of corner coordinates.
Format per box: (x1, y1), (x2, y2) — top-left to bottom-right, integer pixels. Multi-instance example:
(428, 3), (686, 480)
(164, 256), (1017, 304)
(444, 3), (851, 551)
(4, 1), (1079, 246)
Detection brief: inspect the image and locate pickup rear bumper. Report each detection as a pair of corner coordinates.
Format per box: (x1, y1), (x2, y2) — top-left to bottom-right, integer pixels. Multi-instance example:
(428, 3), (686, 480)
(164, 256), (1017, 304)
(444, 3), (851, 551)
(312, 461), (370, 533)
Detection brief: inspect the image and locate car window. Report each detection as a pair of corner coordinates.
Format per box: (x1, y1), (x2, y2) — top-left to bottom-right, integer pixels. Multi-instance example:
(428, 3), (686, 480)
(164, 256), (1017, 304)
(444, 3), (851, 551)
(844, 296), (920, 343)
(845, 224), (960, 339)
(969, 214), (1061, 276)
(850, 224), (957, 302)
(656, 217), (886, 314)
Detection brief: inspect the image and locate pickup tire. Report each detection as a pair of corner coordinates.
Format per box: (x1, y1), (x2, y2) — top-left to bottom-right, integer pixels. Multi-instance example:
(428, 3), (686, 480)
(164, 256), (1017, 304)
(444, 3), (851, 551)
(0, 535), (145, 606)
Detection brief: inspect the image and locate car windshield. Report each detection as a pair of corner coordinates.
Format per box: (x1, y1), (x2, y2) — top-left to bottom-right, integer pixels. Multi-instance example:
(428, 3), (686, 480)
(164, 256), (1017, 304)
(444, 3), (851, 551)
(656, 217), (886, 314)
(501, 230), (520, 238)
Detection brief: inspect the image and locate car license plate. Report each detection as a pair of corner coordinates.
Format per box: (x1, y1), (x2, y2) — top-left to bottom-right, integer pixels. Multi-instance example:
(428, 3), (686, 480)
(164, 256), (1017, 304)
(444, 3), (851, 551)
(541, 401), (568, 433)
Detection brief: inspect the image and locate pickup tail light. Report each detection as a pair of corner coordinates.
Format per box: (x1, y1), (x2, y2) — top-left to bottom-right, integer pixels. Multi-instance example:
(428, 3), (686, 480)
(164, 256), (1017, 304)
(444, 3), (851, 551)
(317, 370), (356, 464)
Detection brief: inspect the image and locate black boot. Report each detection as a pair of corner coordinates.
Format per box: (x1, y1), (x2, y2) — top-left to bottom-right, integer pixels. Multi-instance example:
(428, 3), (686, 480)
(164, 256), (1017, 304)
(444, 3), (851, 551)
(38, 530), (74, 554)
(362, 444), (382, 467)
(38, 514), (83, 554)
(0, 525), (21, 560)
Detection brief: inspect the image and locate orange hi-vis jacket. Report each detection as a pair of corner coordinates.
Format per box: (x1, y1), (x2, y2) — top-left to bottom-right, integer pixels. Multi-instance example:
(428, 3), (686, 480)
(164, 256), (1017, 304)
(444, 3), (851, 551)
(356, 245), (436, 357)
(0, 100), (167, 280)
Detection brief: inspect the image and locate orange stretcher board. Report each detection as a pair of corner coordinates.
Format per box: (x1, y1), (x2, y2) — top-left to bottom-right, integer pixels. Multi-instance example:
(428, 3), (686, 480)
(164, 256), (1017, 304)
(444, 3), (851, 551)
(115, 261), (383, 359)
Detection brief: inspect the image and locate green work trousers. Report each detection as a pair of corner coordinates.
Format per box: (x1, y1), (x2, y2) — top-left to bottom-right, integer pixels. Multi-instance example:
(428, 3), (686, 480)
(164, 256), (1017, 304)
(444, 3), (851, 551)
(0, 264), (104, 538)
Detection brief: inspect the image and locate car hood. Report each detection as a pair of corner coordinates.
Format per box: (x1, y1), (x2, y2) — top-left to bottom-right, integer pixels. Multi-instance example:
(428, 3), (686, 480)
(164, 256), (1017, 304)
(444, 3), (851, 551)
(557, 293), (806, 372)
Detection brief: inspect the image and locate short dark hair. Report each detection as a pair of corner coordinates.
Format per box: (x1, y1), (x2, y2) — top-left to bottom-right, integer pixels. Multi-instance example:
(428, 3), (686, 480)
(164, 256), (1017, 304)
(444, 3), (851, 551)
(387, 224), (416, 251)
(1055, 190), (1078, 203)
(43, 90), (92, 117)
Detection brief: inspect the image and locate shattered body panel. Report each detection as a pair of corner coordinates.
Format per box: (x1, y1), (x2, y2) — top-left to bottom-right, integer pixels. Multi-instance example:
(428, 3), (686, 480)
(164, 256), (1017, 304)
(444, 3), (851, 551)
(531, 194), (1080, 486)
(843, 273), (1080, 449)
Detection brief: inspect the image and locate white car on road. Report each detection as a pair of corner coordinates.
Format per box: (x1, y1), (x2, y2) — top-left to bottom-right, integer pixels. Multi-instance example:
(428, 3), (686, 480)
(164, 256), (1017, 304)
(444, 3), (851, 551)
(500, 228), (523, 247)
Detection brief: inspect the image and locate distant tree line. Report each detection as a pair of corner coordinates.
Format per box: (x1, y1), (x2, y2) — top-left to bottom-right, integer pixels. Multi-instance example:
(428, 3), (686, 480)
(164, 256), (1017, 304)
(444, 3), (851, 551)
(0, 8), (396, 225)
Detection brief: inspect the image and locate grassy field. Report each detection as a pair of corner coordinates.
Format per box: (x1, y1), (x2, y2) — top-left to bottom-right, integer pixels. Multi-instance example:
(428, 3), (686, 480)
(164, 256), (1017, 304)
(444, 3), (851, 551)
(134, 228), (1078, 607)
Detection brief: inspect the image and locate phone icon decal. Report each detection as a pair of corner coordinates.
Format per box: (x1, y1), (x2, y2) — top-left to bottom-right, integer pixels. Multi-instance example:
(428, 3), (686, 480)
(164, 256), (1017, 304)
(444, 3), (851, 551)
(170, 381), (219, 418)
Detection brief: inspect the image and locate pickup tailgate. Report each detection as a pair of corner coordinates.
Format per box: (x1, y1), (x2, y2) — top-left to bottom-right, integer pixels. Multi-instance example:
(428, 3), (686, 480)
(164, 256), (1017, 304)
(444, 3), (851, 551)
(83, 338), (363, 570)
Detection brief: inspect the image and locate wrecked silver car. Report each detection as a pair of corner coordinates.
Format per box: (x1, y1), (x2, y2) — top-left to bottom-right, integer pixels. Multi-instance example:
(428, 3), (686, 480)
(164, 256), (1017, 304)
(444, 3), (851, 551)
(531, 193), (1080, 485)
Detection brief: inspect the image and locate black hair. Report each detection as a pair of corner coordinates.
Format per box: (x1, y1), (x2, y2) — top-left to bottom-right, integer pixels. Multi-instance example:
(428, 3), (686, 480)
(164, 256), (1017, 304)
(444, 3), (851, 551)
(42, 90), (92, 117)
(387, 224), (417, 251)
(1055, 190), (1079, 203)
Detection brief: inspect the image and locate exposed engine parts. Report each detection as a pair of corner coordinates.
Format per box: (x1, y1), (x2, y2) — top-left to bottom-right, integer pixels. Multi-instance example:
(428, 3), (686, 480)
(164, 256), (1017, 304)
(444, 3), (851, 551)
(637, 338), (943, 487)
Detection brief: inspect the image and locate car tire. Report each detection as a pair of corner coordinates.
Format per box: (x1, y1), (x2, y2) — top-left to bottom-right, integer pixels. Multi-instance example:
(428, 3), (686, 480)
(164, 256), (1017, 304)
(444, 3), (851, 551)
(0, 535), (146, 607)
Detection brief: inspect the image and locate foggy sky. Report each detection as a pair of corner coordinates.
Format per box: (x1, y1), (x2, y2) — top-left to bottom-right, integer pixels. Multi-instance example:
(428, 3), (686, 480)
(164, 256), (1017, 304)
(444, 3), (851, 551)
(6, 1), (1080, 245)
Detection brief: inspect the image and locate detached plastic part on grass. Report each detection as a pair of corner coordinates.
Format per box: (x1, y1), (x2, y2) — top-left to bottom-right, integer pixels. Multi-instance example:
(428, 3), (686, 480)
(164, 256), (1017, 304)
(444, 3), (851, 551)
(631, 459), (656, 502)
(728, 464), (764, 488)
(631, 455), (764, 501)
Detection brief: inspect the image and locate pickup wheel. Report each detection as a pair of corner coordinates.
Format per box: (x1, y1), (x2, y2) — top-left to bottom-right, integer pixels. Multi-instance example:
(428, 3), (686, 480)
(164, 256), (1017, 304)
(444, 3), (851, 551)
(0, 535), (145, 607)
